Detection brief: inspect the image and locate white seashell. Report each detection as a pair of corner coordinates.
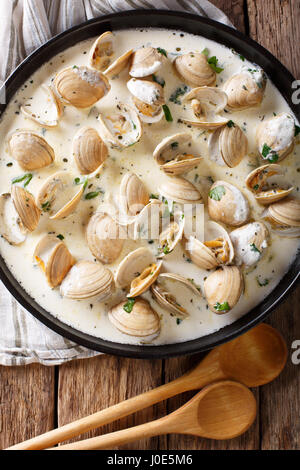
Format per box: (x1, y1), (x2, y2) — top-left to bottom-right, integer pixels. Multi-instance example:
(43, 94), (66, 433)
(223, 68), (266, 110)
(158, 177), (202, 204)
(174, 52), (216, 87)
(256, 113), (295, 163)
(204, 266), (244, 314)
(208, 181), (250, 227)
(230, 222), (269, 267)
(208, 122), (248, 168)
(245, 164), (294, 205)
(0, 193), (27, 245)
(21, 85), (63, 128)
(8, 130), (55, 171)
(72, 126), (108, 175)
(129, 47), (164, 78)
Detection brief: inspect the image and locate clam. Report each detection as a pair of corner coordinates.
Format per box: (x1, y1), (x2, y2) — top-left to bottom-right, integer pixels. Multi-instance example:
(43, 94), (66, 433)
(208, 122), (248, 167)
(262, 197), (300, 237)
(108, 298), (160, 338)
(129, 47), (164, 78)
(133, 199), (163, 240)
(245, 164), (293, 204)
(127, 78), (165, 123)
(115, 247), (162, 297)
(151, 273), (202, 319)
(174, 52), (216, 87)
(0, 193), (27, 245)
(223, 67), (266, 110)
(20, 85), (63, 128)
(11, 185), (40, 232)
(33, 234), (74, 288)
(184, 221), (234, 270)
(256, 113), (295, 163)
(73, 126), (108, 175)
(230, 222), (269, 267)
(158, 212), (185, 258)
(89, 31), (133, 78)
(153, 133), (202, 176)
(208, 181), (250, 227)
(119, 172), (149, 217)
(36, 171), (84, 220)
(86, 212), (126, 264)
(54, 66), (110, 108)
(97, 103), (142, 149)
(8, 130), (55, 171)
(158, 177), (203, 204)
(181, 86), (228, 129)
(204, 266), (244, 314)
(60, 260), (114, 301)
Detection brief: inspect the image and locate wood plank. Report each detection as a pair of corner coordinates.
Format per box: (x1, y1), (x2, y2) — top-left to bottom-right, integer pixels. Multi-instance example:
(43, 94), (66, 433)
(0, 364), (55, 449)
(209, 0), (245, 32)
(58, 355), (166, 450)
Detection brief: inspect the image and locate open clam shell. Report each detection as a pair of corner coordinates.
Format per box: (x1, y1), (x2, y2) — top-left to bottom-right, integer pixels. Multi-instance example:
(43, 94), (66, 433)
(133, 199), (163, 240)
(204, 266), (244, 314)
(8, 130), (55, 171)
(174, 52), (216, 87)
(119, 172), (149, 217)
(151, 273), (201, 319)
(0, 193), (27, 245)
(181, 86), (228, 129)
(184, 221), (234, 270)
(256, 113), (295, 163)
(104, 50), (133, 79)
(11, 185), (41, 232)
(97, 103), (142, 149)
(223, 68), (266, 110)
(153, 132), (202, 176)
(86, 212), (126, 264)
(36, 171), (84, 220)
(33, 234), (74, 288)
(73, 126), (108, 175)
(127, 78), (165, 123)
(245, 164), (294, 204)
(108, 298), (160, 338)
(208, 122), (248, 167)
(21, 85), (63, 128)
(208, 181), (250, 227)
(115, 247), (162, 297)
(158, 211), (185, 258)
(129, 47), (164, 78)
(54, 66), (110, 108)
(60, 260), (114, 301)
(262, 197), (300, 237)
(230, 222), (269, 267)
(158, 177), (203, 205)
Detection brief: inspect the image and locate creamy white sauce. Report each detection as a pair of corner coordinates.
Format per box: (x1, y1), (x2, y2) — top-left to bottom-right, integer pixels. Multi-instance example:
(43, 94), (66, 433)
(0, 28), (299, 346)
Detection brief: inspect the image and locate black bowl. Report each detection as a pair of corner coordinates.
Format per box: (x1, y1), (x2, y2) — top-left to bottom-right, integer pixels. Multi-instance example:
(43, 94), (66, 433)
(0, 10), (299, 358)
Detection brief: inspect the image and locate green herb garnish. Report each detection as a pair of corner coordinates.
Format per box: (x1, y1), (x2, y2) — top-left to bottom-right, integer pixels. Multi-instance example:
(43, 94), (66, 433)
(250, 243), (261, 254)
(162, 104), (173, 122)
(152, 74), (165, 88)
(85, 191), (101, 200)
(162, 244), (170, 255)
(12, 173), (33, 187)
(207, 56), (224, 74)
(157, 47), (167, 57)
(176, 318), (182, 325)
(214, 301), (230, 312)
(256, 277), (269, 287)
(261, 143), (279, 163)
(41, 201), (51, 212)
(253, 184), (259, 191)
(227, 120), (235, 128)
(208, 185), (226, 201)
(150, 193), (159, 199)
(57, 234), (64, 241)
(171, 141), (178, 149)
(123, 298), (135, 313)
(169, 85), (189, 105)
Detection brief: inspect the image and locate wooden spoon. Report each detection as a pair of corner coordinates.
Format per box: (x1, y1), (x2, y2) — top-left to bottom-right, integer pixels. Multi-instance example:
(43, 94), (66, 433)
(51, 381), (257, 450)
(8, 323), (286, 450)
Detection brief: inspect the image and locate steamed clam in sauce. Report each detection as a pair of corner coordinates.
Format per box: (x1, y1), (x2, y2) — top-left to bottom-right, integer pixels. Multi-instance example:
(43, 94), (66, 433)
(0, 28), (299, 346)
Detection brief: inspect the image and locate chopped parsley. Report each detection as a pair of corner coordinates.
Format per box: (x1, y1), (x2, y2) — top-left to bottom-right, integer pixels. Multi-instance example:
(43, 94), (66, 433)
(176, 318), (182, 325)
(227, 120), (235, 128)
(162, 244), (170, 255)
(152, 74), (165, 87)
(261, 143), (279, 163)
(214, 301), (230, 312)
(253, 184), (259, 191)
(57, 234), (64, 241)
(12, 173), (33, 187)
(169, 85), (189, 105)
(41, 201), (51, 212)
(74, 177), (88, 190)
(171, 141), (178, 149)
(85, 191), (101, 200)
(162, 104), (173, 122)
(150, 193), (159, 200)
(208, 185), (226, 201)
(202, 49), (223, 73)
(250, 243), (261, 254)
(123, 298), (135, 313)
(256, 277), (269, 287)
(157, 47), (167, 57)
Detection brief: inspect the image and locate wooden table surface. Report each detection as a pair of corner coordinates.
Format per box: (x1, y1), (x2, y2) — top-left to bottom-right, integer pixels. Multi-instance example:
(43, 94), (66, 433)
(1, 0), (299, 451)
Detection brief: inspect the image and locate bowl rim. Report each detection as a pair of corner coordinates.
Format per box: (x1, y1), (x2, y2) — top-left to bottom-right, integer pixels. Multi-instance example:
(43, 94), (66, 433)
(0, 9), (299, 359)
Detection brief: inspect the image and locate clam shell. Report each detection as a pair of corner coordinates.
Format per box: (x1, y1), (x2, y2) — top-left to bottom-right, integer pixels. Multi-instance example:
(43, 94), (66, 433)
(89, 31), (115, 71)
(97, 103), (142, 149)
(209, 123), (248, 167)
(245, 164), (293, 204)
(208, 181), (250, 227)
(36, 171), (84, 220)
(174, 53), (216, 87)
(86, 212), (126, 264)
(204, 266), (244, 314)
(119, 172), (149, 217)
(151, 273), (201, 318)
(54, 66), (110, 108)
(158, 177), (202, 204)
(73, 126), (108, 175)
(34, 234), (74, 288)
(223, 69), (266, 110)
(153, 132), (202, 175)
(230, 222), (269, 267)
(20, 85), (63, 128)
(183, 86), (228, 116)
(60, 260), (114, 301)
(0, 193), (27, 245)
(264, 197), (300, 228)
(181, 119), (229, 130)
(129, 47), (164, 78)
(256, 113), (295, 163)
(158, 212), (185, 258)
(127, 78), (165, 123)
(114, 247), (162, 297)
(8, 130), (55, 171)
(133, 199), (163, 240)
(184, 221), (234, 270)
(12, 185), (40, 232)
(108, 298), (160, 338)
(104, 49), (133, 79)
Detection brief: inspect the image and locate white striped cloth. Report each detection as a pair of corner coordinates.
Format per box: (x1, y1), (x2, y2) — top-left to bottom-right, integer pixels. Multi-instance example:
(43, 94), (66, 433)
(0, 0), (231, 366)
